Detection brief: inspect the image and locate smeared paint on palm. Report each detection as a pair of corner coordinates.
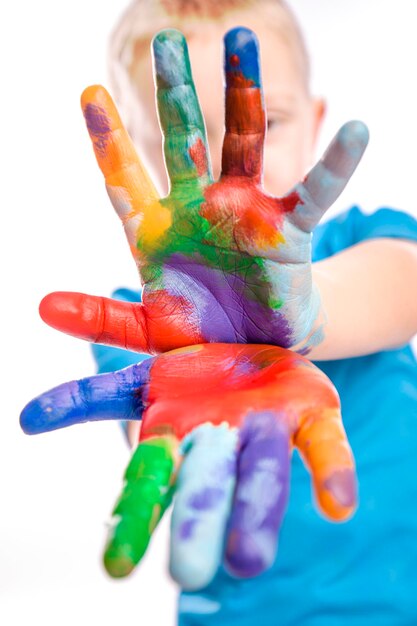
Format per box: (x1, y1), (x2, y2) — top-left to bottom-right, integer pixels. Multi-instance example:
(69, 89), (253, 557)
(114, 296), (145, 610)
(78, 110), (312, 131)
(21, 344), (357, 589)
(40, 28), (369, 355)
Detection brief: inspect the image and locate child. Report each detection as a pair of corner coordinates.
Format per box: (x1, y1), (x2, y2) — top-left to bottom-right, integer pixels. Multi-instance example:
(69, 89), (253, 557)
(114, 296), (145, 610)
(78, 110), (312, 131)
(43, 0), (417, 624)
(107, 1), (417, 623)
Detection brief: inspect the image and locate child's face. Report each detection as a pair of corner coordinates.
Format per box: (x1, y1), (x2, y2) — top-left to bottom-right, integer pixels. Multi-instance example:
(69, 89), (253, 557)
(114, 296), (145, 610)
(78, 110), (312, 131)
(127, 15), (325, 196)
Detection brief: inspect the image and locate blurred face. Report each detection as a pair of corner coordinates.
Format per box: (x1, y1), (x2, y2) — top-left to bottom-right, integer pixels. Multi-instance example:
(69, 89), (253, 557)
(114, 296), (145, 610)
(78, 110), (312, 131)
(125, 14), (325, 196)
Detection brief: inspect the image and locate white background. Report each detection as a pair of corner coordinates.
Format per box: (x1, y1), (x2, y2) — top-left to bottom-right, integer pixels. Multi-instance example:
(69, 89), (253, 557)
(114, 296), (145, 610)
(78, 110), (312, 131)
(2, 1), (417, 624)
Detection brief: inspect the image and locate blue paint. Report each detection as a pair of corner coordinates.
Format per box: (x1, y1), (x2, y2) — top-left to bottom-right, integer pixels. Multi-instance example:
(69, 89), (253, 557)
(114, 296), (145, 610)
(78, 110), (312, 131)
(224, 27), (261, 87)
(153, 29), (192, 89)
(20, 360), (153, 434)
(290, 120), (369, 232)
(170, 423), (238, 590)
(179, 206), (417, 625)
(188, 487), (225, 510)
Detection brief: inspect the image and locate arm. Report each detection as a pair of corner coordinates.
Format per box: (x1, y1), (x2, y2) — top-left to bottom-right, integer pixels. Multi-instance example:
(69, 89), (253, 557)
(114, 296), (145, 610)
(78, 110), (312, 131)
(310, 238), (417, 360)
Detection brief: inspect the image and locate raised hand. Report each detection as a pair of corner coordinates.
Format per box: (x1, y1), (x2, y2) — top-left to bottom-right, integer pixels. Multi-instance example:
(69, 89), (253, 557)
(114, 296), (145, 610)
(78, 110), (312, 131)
(21, 343), (356, 589)
(39, 27), (369, 356)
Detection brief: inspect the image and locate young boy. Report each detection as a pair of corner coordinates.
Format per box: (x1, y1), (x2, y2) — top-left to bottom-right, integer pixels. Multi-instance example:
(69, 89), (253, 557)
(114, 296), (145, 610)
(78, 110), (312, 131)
(66, 0), (417, 624)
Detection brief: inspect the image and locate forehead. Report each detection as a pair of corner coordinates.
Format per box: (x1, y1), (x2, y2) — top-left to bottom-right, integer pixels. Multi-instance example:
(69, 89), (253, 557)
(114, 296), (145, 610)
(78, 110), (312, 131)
(189, 18), (305, 104)
(134, 15), (305, 116)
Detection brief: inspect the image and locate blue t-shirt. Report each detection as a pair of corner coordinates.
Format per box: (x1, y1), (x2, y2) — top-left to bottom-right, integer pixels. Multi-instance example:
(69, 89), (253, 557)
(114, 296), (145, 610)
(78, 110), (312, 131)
(94, 207), (417, 626)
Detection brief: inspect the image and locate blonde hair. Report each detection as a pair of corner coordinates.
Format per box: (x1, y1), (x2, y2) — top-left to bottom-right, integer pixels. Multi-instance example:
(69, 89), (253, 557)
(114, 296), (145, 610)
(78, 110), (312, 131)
(109, 0), (310, 133)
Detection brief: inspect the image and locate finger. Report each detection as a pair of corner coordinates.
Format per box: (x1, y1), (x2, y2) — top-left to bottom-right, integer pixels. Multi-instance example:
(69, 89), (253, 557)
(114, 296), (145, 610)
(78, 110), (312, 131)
(91, 287), (147, 373)
(39, 291), (150, 352)
(104, 436), (176, 577)
(169, 424), (238, 590)
(39, 290), (203, 353)
(81, 85), (158, 204)
(221, 27), (266, 181)
(295, 408), (357, 521)
(81, 86), (172, 249)
(20, 361), (151, 435)
(284, 121), (369, 231)
(225, 411), (291, 578)
(153, 30), (212, 188)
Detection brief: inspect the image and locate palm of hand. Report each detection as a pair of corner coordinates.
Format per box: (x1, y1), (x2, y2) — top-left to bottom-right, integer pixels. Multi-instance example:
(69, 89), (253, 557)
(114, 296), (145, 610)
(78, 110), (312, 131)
(40, 28), (368, 355)
(21, 343), (356, 590)
(141, 178), (312, 348)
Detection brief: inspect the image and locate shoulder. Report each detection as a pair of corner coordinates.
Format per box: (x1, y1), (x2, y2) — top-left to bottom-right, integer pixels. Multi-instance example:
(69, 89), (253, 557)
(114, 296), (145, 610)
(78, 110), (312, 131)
(312, 205), (417, 261)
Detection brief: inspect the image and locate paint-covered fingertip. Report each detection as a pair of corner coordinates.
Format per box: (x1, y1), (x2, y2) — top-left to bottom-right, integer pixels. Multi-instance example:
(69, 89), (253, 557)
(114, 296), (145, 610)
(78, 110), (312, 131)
(20, 400), (46, 435)
(153, 28), (185, 47)
(80, 84), (109, 109)
(80, 86), (122, 141)
(39, 292), (75, 332)
(39, 291), (95, 341)
(39, 292), (61, 326)
(338, 120), (370, 151)
(319, 468), (358, 521)
(225, 531), (274, 578)
(170, 559), (217, 592)
(20, 379), (84, 434)
(152, 28), (192, 88)
(224, 27), (261, 87)
(225, 558), (267, 579)
(103, 543), (136, 578)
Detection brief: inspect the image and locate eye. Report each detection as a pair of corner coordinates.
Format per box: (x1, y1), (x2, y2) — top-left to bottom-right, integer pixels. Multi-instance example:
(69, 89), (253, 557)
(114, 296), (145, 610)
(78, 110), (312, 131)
(267, 117), (282, 131)
(266, 109), (292, 131)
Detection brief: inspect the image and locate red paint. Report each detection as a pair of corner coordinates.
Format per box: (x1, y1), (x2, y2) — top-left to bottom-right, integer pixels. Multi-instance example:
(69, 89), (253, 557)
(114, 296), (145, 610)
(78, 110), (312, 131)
(39, 290), (204, 354)
(222, 86), (265, 180)
(188, 137), (208, 177)
(225, 87), (264, 134)
(280, 190), (303, 214)
(141, 343), (339, 442)
(226, 70), (255, 89)
(230, 54), (240, 67)
(202, 178), (285, 249)
(139, 342), (355, 520)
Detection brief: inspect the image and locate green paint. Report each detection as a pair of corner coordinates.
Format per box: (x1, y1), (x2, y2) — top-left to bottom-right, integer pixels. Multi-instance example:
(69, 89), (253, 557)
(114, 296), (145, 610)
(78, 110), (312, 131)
(153, 30), (193, 89)
(269, 297), (283, 310)
(136, 29), (286, 318)
(104, 437), (175, 578)
(154, 30), (212, 186)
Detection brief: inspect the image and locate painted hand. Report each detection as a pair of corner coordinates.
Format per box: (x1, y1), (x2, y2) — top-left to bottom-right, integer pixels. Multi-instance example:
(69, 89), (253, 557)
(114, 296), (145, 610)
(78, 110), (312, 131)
(39, 27), (369, 355)
(21, 343), (356, 590)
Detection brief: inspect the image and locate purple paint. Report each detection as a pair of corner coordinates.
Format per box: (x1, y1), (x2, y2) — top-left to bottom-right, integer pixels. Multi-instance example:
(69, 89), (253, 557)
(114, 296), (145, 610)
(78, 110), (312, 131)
(162, 254), (293, 347)
(324, 469), (356, 508)
(132, 358), (154, 414)
(225, 411), (291, 577)
(188, 487), (225, 511)
(214, 458), (236, 481)
(20, 359), (153, 434)
(179, 518), (197, 540)
(83, 103), (111, 156)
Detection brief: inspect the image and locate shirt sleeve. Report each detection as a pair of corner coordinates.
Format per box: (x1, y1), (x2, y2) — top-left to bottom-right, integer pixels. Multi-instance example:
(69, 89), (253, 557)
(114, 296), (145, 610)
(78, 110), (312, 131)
(312, 206), (417, 262)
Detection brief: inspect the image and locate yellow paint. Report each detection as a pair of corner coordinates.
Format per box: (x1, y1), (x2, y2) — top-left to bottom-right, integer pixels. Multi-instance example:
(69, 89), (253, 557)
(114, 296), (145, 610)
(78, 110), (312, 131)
(138, 199), (172, 246)
(168, 344), (204, 356)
